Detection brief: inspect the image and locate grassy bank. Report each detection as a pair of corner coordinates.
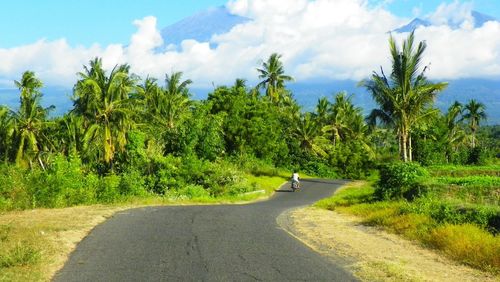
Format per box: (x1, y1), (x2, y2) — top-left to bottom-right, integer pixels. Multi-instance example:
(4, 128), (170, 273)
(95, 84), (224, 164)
(0, 171), (289, 281)
(315, 166), (500, 275)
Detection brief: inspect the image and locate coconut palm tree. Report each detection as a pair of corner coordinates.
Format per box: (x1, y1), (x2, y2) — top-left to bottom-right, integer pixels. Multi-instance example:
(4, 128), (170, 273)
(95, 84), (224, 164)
(72, 57), (138, 167)
(0, 106), (13, 162)
(256, 53), (294, 103)
(11, 71), (53, 168)
(293, 113), (329, 157)
(361, 31), (447, 162)
(323, 92), (360, 147)
(463, 99), (487, 148)
(441, 101), (466, 161)
(164, 72), (192, 129)
(314, 97), (330, 127)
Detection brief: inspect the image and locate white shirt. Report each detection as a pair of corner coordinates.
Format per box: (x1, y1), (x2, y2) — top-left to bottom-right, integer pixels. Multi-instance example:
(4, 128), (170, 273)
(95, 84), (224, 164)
(292, 173), (300, 182)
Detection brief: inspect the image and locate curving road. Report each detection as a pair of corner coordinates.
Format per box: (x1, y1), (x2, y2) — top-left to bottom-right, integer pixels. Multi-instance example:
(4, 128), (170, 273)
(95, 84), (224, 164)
(54, 179), (357, 281)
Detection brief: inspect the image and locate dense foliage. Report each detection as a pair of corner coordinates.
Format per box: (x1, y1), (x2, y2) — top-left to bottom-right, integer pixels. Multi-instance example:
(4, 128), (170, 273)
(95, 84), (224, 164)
(0, 32), (498, 211)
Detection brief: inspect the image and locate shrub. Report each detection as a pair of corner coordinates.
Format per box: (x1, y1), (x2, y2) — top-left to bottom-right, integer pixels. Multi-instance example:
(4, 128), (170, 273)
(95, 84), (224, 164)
(0, 165), (31, 210)
(375, 162), (429, 200)
(467, 147), (491, 165)
(95, 174), (121, 203)
(28, 155), (97, 208)
(300, 160), (338, 179)
(118, 169), (147, 197)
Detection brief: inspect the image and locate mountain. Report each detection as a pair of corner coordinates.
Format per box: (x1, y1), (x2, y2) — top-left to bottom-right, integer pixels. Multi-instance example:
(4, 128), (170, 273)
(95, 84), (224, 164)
(160, 6), (250, 49)
(394, 18), (431, 33)
(394, 10), (498, 33)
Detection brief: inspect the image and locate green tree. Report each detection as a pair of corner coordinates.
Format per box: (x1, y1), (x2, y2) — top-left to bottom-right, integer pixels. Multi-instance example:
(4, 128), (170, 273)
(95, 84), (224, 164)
(0, 106), (13, 162)
(361, 31), (447, 162)
(463, 99), (487, 148)
(323, 92), (363, 147)
(443, 101), (466, 161)
(72, 57), (138, 168)
(163, 72), (192, 129)
(256, 53), (294, 103)
(12, 71), (53, 168)
(293, 113), (329, 157)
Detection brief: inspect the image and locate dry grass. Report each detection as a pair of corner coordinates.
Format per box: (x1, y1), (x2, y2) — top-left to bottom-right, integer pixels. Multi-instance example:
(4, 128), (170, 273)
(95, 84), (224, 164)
(426, 224), (500, 272)
(282, 207), (499, 282)
(0, 205), (128, 281)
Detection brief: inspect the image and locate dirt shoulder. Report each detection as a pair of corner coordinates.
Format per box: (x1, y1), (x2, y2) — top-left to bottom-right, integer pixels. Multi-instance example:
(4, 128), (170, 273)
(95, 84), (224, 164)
(278, 207), (499, 282)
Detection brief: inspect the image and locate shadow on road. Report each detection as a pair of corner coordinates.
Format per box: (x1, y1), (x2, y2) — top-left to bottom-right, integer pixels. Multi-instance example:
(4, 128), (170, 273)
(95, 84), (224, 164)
(301, 179), (349, 185)
(275, 189), (294, 193)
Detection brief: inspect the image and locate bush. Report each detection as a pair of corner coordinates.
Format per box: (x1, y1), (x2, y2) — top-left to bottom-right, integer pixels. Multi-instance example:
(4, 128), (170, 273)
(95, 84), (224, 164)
(300, 159), (338, 179)
(375, 162), (429, 200)
(95, 174), (121, 203)
(118, 169), (147, 197)
(29, 155), (96, 208)
(467, 147), (491, 165)
(0, 165), (31, 210)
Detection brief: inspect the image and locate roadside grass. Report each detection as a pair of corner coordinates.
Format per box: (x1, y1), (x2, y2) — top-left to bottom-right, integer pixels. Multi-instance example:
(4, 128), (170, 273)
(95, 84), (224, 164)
(315, 179), (500, 275)
(0, 171), (291, 281)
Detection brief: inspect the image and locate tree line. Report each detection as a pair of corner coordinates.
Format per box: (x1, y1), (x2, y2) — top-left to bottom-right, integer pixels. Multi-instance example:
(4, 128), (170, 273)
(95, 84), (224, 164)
(0, 31), (496, 180)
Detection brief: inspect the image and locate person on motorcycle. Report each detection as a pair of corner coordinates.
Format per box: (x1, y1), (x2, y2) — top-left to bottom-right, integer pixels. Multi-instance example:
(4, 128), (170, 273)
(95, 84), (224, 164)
(291, 171), (300, 189)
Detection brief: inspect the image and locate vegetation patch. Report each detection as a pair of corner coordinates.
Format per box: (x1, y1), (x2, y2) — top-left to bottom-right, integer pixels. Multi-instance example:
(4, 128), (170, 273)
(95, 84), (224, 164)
(426, 224), (500, 272)
(316, 179), (500, 274)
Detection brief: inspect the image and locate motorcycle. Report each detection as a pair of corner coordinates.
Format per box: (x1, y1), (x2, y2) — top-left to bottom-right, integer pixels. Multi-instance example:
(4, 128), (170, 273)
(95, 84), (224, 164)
(291, 181), (300, 192)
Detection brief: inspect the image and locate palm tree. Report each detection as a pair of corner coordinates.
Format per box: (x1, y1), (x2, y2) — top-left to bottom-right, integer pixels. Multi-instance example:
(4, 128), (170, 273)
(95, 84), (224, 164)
(164, 72), (192, 129)
(442, 101), (466, 161)
(0, 106), (13, 162)
(323, 93), (360, 146)
(12, 71), (52, 168)
(361, 31), (447, 162)
(256, 53), (294, 103)
(463, 99), (487, 148)
(314, 97), (330, 127)
(293, 113), (329, 157)
(72, 57), (138, 167)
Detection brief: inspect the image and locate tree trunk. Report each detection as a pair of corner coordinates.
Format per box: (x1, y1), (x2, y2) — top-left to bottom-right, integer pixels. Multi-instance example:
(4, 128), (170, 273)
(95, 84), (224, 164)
(398, 132), (403, 161)
(401, 125), (409, 162)
(471, 128), (476, 148)
(408, 134), (413, 162)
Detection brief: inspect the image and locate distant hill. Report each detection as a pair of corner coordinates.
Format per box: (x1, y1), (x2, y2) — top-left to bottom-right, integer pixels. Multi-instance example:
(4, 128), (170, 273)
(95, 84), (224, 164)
(1, 79), (499, 124)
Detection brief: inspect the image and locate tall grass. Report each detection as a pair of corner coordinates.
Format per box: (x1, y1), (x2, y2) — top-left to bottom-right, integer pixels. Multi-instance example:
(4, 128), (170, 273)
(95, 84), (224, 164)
(426, 224), (500, 272)
(317, 180), (500, 274)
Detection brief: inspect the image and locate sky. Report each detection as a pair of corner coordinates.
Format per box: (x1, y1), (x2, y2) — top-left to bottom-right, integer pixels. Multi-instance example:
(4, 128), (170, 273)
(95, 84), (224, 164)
(0, 0), (499, 88)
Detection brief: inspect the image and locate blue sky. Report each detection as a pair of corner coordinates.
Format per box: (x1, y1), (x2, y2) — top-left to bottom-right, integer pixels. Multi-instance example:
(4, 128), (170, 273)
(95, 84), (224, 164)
(0, 0), (499, 88)
(0, 0), (498, 47)
(0, 0), (227, 47)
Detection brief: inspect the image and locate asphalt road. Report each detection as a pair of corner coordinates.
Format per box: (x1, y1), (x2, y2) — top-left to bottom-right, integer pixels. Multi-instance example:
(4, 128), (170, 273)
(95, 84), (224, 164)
(54, 179), (357, 281)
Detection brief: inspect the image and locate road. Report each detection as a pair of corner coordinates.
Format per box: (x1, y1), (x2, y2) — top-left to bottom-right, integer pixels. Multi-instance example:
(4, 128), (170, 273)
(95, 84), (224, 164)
(54, 179), (357, 281)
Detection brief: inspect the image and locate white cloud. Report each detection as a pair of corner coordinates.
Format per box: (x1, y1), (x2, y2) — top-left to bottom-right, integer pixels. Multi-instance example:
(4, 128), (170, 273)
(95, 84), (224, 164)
(0, 0), (499, 89)
(428, 1), (474, 28)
